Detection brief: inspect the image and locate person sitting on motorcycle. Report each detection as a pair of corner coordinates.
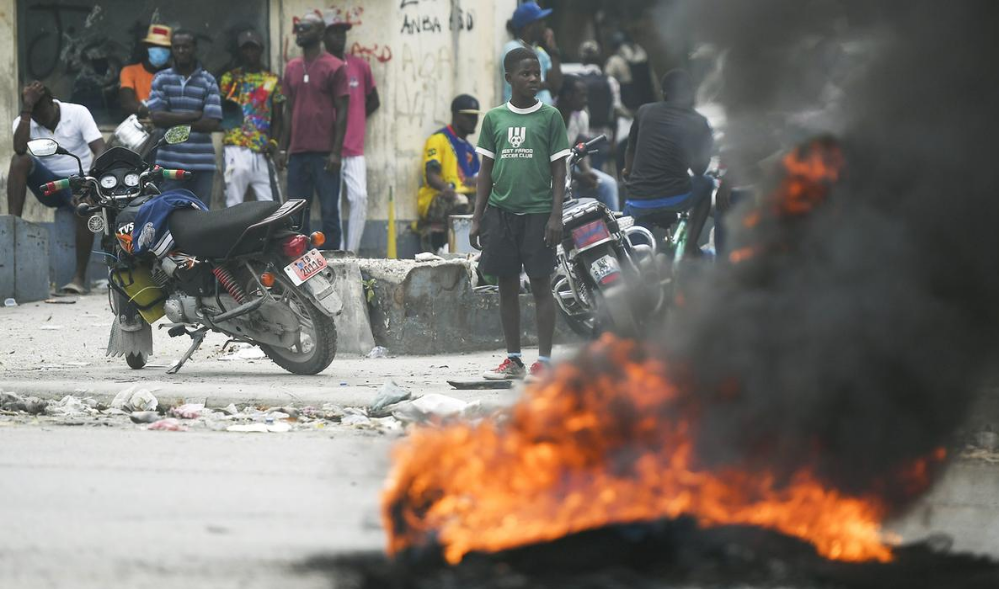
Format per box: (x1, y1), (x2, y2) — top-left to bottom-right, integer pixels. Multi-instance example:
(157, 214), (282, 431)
(622, 69), (713, 256)
(556, 75), (619, 210)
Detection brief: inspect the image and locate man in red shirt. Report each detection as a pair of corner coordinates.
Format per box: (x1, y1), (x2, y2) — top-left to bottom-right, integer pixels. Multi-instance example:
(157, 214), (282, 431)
(323, 8), (380, 254)
(276, 12), (350, 249)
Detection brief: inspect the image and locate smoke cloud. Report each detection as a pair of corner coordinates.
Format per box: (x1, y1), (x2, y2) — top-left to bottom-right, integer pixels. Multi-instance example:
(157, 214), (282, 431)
(659, 0), (999, 504)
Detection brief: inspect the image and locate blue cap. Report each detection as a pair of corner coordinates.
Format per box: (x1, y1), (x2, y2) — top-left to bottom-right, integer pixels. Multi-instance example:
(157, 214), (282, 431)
(512, 2), (553, 31)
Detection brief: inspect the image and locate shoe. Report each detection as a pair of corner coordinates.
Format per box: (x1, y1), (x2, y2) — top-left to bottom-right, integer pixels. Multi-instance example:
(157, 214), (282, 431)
(482, 357), (526, 380)
(524, 361), (551, 384)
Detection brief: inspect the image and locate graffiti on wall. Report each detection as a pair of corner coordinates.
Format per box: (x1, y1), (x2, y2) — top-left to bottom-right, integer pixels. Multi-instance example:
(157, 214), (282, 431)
(398, 0), (475, 35)
(350, 42), (393, 64)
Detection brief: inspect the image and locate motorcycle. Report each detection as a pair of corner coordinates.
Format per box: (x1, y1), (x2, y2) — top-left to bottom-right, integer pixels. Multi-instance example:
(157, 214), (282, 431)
(551, 135), (664, 338)
(26, 126), (342, 375)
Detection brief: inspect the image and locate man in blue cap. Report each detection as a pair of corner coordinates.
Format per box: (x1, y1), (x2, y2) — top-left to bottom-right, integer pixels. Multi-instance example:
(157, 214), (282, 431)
(501, 1), (563, 105)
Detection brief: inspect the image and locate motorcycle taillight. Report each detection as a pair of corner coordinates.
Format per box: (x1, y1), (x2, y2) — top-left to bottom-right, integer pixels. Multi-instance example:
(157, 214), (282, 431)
(281, 235), (309, 258)
(571, 219), (611, 249)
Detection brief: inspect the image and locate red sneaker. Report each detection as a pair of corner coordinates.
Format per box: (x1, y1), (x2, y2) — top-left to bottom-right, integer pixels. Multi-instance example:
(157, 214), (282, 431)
(482, 357), (526, 380)
(524, 361), (551, 383)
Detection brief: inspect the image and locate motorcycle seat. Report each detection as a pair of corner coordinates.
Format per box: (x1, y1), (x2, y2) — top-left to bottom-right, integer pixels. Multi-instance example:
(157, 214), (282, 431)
(169, 201), (283, 258)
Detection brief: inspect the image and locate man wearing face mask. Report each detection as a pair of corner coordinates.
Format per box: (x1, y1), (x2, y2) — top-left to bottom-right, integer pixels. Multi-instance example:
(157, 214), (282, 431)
(119, 24), (172, 120)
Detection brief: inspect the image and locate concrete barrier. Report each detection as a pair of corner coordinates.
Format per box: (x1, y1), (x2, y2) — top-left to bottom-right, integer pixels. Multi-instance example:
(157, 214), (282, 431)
(356, 258), (578, 355)
(0, 215), (49, 303)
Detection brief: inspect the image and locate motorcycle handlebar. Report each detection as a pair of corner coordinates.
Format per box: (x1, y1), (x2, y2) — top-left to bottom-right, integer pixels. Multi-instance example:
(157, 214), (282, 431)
(160, 169), (192, 180)
(40, 178), (72, 197)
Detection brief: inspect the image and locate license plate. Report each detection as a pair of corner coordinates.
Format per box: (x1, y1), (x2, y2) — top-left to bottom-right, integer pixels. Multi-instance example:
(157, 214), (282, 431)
(589, 255), (621, 284)
(572, 219), (611, 249)
(283, 249), (327, 286)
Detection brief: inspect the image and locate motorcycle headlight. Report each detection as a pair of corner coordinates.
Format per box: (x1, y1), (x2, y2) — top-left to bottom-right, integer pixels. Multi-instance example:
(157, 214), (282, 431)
(124, 173), (140, 187)
(100, 174), (118, 189)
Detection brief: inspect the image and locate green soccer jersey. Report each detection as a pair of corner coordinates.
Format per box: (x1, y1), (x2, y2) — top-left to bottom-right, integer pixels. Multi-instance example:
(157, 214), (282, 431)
(475, 101), (571, 214)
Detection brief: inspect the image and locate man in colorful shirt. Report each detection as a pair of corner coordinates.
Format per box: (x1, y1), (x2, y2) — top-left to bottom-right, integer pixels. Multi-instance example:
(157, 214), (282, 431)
(417, 94), (482, 252)
(148, 29), (223, 205)
(219, 29), (285, 207)
(323, 9), (380, 253)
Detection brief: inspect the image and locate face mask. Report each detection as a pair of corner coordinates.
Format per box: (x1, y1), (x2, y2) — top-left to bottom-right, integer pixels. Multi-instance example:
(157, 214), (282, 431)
(148, 47), (171, 68)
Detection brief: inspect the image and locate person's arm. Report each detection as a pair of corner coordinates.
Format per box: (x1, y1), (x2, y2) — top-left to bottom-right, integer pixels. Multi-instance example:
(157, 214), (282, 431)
(541, 29), (563, 97)
(191, 75), (223, 133)
(623, 107), (642, 178)
(13, 83), (47, 155)
(469, 156), (494, 251)
(365, 87), (380, 117)
(547, 157), (567, 247)
(690, 119), (714, 176)
(326, 66), (350, 172)
(148, 74), (200, 128)
(119, 88), (148, 118)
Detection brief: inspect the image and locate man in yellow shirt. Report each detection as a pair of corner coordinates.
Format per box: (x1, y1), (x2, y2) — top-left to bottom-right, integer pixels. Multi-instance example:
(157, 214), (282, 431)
(119, 24), (173, 119)
(418, 94), (482, 252)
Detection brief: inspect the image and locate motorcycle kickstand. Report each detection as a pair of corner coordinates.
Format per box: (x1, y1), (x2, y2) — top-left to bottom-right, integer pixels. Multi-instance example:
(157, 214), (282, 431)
(166, 326), (209, 375)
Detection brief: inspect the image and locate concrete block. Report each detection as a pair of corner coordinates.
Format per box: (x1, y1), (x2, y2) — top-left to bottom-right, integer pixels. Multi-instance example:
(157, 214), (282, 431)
(324, 255), (377, 355)
(358, 258), (578, 355)
(47, 208), (101, 288)
(0, 215), (50, 303)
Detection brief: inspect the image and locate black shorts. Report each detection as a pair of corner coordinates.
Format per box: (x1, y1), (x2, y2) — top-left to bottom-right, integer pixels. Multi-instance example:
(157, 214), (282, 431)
(479, 206), (556, 278)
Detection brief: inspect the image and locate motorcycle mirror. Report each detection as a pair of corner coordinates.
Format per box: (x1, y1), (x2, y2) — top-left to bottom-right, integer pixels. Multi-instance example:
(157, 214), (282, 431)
(164, 126), (192, 145)
(26, 138), (59, 157)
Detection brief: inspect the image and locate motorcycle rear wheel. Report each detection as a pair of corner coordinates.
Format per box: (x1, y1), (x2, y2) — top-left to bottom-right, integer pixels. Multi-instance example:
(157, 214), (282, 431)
(125, 352), (147, 369)
(260, 282), (337, 375)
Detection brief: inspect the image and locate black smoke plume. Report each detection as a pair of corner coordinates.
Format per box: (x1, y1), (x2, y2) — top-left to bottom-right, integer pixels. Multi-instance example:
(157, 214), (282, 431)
(661, 0), (999, 505)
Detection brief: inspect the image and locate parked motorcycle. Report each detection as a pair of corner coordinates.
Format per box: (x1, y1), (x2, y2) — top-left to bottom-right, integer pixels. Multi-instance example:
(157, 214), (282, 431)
(551, 135), (664, 338)
(27, 126), (342, 375)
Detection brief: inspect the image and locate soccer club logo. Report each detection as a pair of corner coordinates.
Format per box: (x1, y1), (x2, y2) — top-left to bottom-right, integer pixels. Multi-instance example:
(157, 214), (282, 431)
(508, 126), (526, 148)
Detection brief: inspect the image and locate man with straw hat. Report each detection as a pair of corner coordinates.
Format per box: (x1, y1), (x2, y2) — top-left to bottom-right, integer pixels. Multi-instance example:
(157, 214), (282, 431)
(119, 24), (173, 120)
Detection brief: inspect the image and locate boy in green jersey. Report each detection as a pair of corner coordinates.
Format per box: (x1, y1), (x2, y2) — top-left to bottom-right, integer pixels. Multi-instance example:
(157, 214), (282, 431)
(470, 47), (571, 381)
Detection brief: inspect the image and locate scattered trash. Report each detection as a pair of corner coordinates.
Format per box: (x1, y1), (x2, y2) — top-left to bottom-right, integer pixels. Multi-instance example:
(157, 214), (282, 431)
(48, 395), (98, 416)
(129, 411), (161, 424)
(391, 394), (471, 424)
(226, 422), (291, 433)
(271, 406), (300, 419)
(448, 379), (514, 390)
(44, 299), (77, 305)
(170, 403), (205, 419)
(39, 325), (64, 331)
(340, 381), (348, 386)
(367, 346), (389, 359)
(369, 380), (412, 417)
(110, 386), (159, 412)
(220, 346), (266, 361)
(341, 414), (372, 427)
(975, 430), (999, 453)
(0, 392), (48, 415)
(148, 418), (187, 432)
(3, 298), (16, 307)
(415, 252), (442, 262)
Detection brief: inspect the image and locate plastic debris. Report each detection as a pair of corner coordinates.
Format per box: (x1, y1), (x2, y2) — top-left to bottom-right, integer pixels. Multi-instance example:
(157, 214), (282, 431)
(48, 395), (98, 416)
(220, 346), (266, 361)
(129, 411), (161, 424)
(110, 386), (159, 412)
(148, 418), (187, 431)
(221, 403), (240, 416)
(4, 298), (18, 307)
(415, 252), (442, 262)
(367, 346), (389, 359)
(226, 422), (291, 433)
(341, 414), (372, 427)
(170, 403), (205, 419)
(369, 380), (412, 417)
(0, 392), (48, 415)
(391, 394), (471, 424)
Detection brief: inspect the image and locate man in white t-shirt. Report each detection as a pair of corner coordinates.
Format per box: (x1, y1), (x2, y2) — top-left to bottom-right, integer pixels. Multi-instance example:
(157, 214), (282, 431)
(8, 82), (106, 294)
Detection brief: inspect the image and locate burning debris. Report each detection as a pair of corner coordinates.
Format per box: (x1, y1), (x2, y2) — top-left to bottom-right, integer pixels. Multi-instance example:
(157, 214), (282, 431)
(379, 0), (999, 581)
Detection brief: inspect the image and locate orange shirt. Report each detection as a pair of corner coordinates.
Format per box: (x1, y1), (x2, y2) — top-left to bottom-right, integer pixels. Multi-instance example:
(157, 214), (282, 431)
(120, 63), (156, 102)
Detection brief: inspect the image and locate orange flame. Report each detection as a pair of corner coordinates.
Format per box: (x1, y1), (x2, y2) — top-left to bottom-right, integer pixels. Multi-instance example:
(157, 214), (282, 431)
(773, 138), (844, 216)
(383, 336), (942, 566)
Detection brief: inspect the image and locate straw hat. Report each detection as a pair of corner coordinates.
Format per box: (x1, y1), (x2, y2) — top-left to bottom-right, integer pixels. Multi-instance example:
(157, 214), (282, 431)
(142, 24), (173, 48)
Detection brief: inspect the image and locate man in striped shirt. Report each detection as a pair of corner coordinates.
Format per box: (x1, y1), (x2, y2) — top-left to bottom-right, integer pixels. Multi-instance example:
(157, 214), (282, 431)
(148, 29), (223, 205)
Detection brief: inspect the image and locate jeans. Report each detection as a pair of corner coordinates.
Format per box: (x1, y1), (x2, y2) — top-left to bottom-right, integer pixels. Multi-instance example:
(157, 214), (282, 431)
(287, 153), (342, 249)
(575, 167), (620, 211)
(623, 174), (714, 254)
(161, 170), (215, 209)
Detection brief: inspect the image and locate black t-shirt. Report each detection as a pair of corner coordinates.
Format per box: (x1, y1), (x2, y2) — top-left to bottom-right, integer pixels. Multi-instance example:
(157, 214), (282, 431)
(626, 101), (713, 199)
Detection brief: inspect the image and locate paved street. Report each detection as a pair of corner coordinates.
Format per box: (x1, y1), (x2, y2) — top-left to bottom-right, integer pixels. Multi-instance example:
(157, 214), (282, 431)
(3, 292), (999, 589)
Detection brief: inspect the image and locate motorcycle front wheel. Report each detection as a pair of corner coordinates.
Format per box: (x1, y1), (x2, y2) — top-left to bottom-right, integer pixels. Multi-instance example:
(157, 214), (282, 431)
(125, 352), (147, 369)
(260, 280), (337, 375)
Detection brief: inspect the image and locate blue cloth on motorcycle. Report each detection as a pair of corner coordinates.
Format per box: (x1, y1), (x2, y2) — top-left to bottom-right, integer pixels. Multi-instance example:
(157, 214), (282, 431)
(131, 189), (208, 257)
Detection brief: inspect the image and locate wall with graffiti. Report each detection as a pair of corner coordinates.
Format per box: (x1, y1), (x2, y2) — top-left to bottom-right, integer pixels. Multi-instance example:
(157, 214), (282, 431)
(280, 0), (516, 223)
(16, 0), (270, 125)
